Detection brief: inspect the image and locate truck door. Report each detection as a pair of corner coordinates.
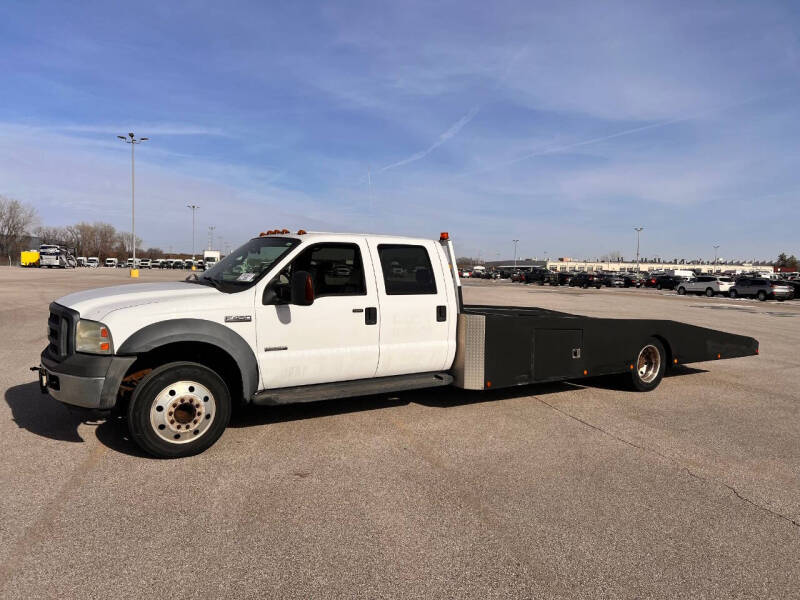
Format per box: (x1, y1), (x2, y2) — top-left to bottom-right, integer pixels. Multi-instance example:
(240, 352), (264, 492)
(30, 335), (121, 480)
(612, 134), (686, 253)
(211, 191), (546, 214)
(367, 240), (452, 376)
(255, 239), (380, 389)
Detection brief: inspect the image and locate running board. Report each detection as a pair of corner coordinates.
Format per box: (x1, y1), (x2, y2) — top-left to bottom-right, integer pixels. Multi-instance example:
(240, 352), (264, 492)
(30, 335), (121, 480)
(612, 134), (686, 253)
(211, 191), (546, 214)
(251, 372), (454, 406)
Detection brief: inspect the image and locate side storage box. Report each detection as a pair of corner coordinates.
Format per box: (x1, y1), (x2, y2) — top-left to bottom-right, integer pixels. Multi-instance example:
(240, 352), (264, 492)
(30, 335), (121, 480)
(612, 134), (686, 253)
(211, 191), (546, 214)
(451, 313), (538, 390)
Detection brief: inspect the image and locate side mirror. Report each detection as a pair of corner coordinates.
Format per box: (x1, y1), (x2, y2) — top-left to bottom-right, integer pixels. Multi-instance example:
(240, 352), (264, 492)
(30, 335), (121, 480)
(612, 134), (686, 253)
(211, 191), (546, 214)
(290, 270), (315, 306)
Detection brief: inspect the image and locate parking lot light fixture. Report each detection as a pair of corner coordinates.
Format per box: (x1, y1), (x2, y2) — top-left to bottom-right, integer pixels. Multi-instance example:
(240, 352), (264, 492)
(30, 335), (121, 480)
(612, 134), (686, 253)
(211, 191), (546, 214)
(513, 239), (519, 269)
(187, 204), (199, 265)
(118, 132), (148, 278)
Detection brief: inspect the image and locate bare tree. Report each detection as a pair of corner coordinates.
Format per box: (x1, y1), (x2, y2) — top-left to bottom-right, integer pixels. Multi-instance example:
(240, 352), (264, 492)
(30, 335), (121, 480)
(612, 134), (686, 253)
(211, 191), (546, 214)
(0, 196), (38, 265)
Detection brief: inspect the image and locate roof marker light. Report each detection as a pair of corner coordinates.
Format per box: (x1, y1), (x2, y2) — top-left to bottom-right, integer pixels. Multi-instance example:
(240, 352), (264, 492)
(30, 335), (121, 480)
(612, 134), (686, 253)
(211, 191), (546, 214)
(440, 232), (450, 241)
(297, 229), (307, 235)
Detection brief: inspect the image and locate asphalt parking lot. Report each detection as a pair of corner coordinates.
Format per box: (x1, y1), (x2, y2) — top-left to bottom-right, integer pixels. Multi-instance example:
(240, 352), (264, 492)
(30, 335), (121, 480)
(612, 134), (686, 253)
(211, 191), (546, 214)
(1, 268), (798, 599)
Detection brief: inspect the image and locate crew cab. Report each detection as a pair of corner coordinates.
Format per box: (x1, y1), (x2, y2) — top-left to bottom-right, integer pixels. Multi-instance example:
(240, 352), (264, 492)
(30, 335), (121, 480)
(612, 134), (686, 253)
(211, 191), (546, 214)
(35, 231), (759, 458)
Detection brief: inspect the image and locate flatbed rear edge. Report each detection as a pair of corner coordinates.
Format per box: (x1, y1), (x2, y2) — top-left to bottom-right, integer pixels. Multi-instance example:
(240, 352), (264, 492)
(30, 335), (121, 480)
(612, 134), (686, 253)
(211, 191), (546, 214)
(452, 305), (759, 390)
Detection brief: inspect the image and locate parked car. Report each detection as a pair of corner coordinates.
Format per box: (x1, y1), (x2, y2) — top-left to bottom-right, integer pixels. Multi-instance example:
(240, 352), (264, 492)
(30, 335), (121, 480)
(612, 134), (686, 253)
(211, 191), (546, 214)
(524, 268), (552, 285)
(781, 279), (800, 297)
(139, 258), (152, 269)
(550, 271), (574, 286)
(654, 274), (689, 290)
(677, 275), (734, 297)
(620, 273), (644, 288)
(510, 271), (526, 282)
(597, 272), (624, 287)
(171, 260), (185, 269)
(643, 274), (660, 288)
(730, 278), (793, 301)
(569, 272), (602, 289)
(86, 257), (100, 268)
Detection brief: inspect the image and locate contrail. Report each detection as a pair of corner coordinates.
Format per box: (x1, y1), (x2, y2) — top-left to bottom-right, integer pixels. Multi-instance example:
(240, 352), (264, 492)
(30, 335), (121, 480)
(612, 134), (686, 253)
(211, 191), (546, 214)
(380, 105), (480, 172)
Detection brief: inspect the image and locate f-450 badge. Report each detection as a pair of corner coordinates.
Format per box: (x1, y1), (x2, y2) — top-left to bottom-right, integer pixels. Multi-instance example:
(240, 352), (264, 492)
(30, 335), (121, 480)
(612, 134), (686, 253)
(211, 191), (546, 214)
(224, 315), (252, 322)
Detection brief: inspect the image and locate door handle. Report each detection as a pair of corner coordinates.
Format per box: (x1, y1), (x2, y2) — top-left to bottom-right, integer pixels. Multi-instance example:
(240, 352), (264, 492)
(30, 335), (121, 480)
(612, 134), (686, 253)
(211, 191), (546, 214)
(436, 305), (446, 322)
(365, 307), (377, 325)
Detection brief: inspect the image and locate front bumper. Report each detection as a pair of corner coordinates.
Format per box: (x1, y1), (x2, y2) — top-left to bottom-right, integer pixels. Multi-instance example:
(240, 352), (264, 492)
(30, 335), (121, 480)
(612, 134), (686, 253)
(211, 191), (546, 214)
(39, 349), (136, 409)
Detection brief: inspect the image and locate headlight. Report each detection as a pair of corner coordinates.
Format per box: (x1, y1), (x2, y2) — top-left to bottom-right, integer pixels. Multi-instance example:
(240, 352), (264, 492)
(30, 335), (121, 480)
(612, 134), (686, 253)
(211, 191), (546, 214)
(75, 319), (113, 354)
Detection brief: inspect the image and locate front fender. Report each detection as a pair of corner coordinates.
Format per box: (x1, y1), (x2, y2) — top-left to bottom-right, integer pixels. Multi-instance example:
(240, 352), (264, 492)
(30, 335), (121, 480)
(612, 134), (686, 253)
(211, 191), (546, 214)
(116, 319), (259, 400)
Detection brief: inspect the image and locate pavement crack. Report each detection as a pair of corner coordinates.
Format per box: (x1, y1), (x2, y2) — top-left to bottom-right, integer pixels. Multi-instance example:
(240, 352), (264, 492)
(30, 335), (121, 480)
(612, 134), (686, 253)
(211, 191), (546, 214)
(535, 397), (800, 529)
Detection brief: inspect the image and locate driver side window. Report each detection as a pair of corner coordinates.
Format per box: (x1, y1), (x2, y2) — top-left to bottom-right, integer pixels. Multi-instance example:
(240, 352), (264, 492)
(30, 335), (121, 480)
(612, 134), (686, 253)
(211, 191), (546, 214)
(264, 243), (366, 304)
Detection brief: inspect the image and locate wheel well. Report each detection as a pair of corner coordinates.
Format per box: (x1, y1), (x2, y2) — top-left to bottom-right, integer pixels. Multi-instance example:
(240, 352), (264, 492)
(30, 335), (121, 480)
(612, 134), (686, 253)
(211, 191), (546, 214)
(653, 335), (673, 367)
(120, 342), (244, 405)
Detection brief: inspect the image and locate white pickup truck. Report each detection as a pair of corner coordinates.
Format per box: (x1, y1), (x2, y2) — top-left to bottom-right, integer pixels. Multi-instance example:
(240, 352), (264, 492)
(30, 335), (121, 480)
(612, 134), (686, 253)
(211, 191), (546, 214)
(36, 230), (758, 458)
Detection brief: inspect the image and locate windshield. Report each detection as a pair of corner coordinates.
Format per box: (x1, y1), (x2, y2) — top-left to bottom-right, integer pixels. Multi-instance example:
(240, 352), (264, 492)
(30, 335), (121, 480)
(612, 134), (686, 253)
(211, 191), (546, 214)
(200, 237), (300, 292)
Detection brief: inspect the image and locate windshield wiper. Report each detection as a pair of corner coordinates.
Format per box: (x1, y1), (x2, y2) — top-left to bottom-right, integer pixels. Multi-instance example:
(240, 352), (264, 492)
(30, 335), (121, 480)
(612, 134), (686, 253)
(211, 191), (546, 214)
(185, 273), (221, 289)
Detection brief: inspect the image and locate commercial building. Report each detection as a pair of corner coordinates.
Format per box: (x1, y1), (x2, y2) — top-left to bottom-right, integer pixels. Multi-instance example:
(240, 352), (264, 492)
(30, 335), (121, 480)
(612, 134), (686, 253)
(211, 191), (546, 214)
(491, 258), (773, 275)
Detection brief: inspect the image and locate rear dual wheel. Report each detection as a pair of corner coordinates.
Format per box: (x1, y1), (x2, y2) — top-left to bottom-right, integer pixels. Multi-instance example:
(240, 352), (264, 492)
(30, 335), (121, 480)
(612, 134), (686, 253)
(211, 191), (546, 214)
(630, 338), (666, 392)
(127, 362), (232, 458)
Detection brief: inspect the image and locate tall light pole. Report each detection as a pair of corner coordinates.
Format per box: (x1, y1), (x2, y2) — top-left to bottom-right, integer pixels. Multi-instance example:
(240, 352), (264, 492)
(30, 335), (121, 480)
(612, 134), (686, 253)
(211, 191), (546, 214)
(713, 245), (720, 266)
(634, 227), (644, 272)
(187, 205), (199, 261)
(512, 239), (519, 268)
(117, 132), (148, 277)
(208, 226), (216, 251)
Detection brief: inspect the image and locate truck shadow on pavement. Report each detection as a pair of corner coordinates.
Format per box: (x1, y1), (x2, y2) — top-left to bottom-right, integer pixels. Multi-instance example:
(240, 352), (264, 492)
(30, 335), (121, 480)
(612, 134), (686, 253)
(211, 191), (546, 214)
(5, 381), (150, 457)
(6, 365), (706, 458)
(6, 381), (102, 444)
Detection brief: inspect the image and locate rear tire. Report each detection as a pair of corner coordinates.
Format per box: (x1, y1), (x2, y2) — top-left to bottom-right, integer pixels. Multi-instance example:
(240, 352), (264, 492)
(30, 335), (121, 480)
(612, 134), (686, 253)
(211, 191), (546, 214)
(127, 361), (231, 458)
(677, 287), (686, 295)
(729, 289), (738, 298)
(630, 338), (666, 392)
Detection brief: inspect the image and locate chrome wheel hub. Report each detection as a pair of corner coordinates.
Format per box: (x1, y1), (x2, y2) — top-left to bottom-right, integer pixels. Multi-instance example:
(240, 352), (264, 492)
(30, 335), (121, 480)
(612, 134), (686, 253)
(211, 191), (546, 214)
(637, 345), (661, 384)
(150, 380), (216, 444)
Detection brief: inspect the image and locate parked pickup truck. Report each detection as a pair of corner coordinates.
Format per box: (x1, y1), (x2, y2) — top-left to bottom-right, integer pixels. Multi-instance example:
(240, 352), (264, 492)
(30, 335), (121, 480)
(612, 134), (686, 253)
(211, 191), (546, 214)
(35, 231), (759, 458)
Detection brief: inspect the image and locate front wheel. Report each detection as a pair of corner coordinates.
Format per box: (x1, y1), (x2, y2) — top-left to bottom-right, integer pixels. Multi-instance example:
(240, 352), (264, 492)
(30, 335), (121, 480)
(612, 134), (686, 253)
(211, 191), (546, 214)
(729, 289), (738, 298)
(127, 361), (232, 458)
(630, 338), (666, 392)
(705, 288), (714, 297)
(757, 290), (767, 301)
(656, 283), (662, 290)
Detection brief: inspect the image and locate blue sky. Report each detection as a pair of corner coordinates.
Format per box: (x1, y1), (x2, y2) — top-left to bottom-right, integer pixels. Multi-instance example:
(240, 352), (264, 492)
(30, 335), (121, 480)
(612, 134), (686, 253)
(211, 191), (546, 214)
(1, 0), (798, 260)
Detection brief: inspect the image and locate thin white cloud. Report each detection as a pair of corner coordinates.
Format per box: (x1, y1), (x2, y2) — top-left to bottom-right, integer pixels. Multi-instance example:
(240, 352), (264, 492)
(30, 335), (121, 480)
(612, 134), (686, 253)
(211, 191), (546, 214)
(380, 105), (480, 172)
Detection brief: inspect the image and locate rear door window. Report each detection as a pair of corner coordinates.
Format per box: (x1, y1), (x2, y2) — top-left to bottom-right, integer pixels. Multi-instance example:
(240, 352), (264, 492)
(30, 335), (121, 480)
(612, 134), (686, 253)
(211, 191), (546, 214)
(377, 245), (437, 295)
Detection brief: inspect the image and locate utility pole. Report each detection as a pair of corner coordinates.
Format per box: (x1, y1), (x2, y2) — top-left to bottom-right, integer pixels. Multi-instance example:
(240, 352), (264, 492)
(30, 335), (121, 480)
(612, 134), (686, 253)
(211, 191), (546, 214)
(117, 132), (148, 277)
(512, 239), (519, 269)
(187, 205), (199, 261)
(634, 227), (644, 272)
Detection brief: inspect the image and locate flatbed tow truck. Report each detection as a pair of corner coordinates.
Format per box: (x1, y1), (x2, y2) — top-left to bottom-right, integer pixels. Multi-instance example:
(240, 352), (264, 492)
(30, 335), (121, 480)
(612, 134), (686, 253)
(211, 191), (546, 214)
(35, 231), (758, 457)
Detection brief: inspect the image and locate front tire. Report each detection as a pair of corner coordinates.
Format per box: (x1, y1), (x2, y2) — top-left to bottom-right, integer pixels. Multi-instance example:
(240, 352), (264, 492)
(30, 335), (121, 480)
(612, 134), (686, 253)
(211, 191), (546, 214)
(705, 288), (714, 297)
(757, 290), (767, 301)
(656, 283), (662, 290)
(729, 289), (738, 298)
(127, 362), (232, 458)
(630, 338), (666, 392)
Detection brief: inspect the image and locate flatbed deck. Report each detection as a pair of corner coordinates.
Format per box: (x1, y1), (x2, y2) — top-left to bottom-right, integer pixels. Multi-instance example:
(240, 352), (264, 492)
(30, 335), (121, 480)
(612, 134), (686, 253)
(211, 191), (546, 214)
(453, 305), (759, 390)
